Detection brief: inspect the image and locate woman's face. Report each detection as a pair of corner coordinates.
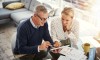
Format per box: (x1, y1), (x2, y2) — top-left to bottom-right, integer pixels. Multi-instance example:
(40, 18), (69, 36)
(61, 11), (74, 27)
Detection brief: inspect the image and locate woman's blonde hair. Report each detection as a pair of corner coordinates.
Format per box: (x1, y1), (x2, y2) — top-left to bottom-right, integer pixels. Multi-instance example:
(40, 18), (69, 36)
(62, 7), (74, 15)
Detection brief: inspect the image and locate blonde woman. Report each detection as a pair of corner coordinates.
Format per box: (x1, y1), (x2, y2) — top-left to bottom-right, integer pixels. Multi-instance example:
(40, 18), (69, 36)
(50, 7), (79, 60)
(51, 7), (79, 48)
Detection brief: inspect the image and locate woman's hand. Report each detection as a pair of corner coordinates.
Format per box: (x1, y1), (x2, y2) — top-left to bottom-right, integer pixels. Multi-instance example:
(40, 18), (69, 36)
(54, 41), (61, 48)
(51, 41), (62, 53)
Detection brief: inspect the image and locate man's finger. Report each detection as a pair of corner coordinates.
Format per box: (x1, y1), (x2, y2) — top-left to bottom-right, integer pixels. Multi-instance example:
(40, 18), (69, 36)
(46, 41), (51, 46)
(46, 41), (50, 44)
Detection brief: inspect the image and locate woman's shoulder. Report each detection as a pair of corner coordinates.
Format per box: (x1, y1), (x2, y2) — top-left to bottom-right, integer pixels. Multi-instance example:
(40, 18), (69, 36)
(71, 19), (79, 31)
(51, 16), (61, 23)
(73, 19), (79, 26)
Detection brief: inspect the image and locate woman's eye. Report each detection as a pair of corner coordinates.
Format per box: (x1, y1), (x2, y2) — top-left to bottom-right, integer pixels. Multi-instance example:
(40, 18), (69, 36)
(62, 18), (64, 20)
(71, 16), (73, 19)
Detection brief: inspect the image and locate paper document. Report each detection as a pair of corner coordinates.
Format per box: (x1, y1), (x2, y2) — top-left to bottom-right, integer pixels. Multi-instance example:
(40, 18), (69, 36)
(58, 46), (87, 60)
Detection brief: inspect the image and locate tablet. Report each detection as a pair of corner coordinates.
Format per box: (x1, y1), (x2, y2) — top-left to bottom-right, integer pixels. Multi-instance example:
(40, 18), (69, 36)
(50, 47), (62, 51)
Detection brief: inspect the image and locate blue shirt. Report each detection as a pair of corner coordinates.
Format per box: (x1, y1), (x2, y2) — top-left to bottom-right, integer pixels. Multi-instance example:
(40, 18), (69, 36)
(14, 18), (54, 54)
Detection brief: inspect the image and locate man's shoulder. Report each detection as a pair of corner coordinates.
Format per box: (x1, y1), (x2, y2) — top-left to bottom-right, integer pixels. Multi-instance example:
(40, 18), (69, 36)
(17, 19), (30, 30)
(43, 22), (48, 27)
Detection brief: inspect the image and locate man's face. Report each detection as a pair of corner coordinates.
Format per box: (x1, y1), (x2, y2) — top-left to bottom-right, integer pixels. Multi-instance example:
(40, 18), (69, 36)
(61, 11), (74, 27)
(36, 12), (48, 26)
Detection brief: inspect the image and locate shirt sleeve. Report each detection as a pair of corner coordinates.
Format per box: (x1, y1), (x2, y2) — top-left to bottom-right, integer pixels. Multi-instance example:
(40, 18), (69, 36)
(51, 20), (60, 42)
(68, 20), (79, 48)
(38, 46), (40, 52)
(43, 23), (54, 45)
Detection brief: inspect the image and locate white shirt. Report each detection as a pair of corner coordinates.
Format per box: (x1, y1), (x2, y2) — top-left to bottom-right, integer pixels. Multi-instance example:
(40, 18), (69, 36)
(51, 16), (79, 48)
(30, 18), (39, 28)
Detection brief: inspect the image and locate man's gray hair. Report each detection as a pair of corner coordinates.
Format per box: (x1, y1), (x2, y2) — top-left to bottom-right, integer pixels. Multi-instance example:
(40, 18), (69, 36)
(35, 5), (47, 13)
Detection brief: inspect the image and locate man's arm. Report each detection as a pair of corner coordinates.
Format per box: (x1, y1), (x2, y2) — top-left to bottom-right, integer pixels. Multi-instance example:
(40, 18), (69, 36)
(43, 23), (54, 45)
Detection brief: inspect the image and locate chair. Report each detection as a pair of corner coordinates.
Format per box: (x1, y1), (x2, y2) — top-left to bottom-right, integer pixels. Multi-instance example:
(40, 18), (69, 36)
(11, 31), (53, 60)
(11, 32), (27, 60)
(96, 47), (100, 60)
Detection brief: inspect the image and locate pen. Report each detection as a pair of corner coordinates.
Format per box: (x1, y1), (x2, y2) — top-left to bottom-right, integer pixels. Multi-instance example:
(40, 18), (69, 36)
(60, 53), (66, 56)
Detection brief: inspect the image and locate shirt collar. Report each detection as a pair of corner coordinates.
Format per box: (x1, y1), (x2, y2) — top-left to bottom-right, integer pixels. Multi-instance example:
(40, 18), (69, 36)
(30, 18), (38, 28)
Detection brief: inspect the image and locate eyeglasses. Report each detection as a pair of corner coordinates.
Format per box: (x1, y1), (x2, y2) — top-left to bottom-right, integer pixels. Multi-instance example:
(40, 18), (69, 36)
(36, 14), (47, 22)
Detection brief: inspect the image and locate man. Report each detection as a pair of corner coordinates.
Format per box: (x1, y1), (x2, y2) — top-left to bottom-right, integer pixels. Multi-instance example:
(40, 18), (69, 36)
(14, 5), (60, 60)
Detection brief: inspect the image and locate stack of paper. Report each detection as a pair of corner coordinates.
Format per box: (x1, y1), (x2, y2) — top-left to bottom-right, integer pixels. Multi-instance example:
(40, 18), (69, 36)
(58, 46), (87, 60)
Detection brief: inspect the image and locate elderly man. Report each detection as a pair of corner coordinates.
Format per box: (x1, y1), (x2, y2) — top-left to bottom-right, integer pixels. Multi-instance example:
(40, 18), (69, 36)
(14, 5), (60, 60)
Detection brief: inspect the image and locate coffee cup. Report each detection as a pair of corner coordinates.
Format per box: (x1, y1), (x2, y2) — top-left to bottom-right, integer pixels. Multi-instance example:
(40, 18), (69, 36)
(82, 43), (90, 55)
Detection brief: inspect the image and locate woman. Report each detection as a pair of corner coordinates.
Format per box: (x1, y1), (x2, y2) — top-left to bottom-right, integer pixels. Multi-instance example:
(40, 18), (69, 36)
(51, 7), (79, 48)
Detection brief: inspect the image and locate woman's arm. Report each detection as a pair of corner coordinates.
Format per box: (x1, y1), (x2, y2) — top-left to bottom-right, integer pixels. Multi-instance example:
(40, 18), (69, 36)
(67, 20), (79, 48)
(51, 20), (59, 42)
(51, 20), (61, 47)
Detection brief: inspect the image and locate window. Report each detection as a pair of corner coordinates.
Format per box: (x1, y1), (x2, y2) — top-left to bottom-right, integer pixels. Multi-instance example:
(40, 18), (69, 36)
(64, 0), (100, 28)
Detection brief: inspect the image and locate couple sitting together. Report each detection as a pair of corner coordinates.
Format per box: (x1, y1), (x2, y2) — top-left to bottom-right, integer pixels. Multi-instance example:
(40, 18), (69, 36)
(14, 5), (79, 60)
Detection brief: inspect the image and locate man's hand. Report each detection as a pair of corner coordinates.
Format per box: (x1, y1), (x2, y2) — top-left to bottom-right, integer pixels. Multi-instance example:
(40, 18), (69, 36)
(54, 41), (61, 48)
(39, 41), (51, 51)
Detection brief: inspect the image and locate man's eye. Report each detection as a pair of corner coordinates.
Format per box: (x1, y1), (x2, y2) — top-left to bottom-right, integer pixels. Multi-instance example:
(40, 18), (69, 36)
(44, 18), (47, 20)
